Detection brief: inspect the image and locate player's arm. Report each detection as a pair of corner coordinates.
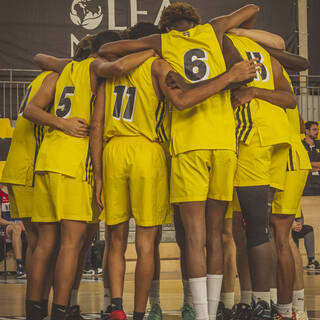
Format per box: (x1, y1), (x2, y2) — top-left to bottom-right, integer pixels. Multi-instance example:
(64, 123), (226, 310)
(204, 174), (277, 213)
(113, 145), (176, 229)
(23, 73), (89, 138)
(262, 47), (310, 72)
(98, 34), (161, 59)
(299, 113), (306, 133)
(232, 56), (296, 109)
(89, 81), (105, 210)
(228, 28), (285, 50)
(210, 4), (260, 43)
(33, 54), (72, 74)
(0, 217), (13, 226)
(153, 58), (258, 110)
(91, 49), (156, 78)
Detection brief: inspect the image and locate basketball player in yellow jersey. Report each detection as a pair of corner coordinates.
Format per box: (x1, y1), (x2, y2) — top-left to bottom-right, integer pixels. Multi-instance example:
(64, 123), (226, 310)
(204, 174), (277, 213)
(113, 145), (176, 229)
(25, 31), (166, 320)
(269, 68), (311, 320)
(97, 4), (262, 320)
(224, 33), (295, 317)
(91, 20), (259, 320)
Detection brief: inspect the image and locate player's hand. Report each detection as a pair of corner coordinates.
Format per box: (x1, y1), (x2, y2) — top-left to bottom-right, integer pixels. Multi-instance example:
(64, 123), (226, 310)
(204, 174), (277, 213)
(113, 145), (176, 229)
(229, 58), (261, 83)
(292, 221), (302, 232)
(231, 86), (256, 108)
(166, 71), (189, 91)
(95, 179), (104, 211)
(61, 117), (89, 138)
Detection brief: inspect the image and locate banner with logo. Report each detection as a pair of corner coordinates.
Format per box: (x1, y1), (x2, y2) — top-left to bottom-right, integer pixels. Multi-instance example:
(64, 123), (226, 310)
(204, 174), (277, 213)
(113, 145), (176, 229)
(0, 0), (300, 70)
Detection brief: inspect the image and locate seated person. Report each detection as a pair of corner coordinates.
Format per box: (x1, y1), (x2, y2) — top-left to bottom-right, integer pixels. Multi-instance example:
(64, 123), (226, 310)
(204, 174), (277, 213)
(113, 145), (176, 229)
(0, 184), (26, 278)
(292, 210), (320, 270)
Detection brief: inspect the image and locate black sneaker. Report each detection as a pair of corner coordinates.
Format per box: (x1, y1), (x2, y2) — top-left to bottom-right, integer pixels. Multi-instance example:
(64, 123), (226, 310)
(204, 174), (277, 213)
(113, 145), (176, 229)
(101, 305), (113, 320)
(66, 305), (84, 320)
(306, 259), (320, 270)
(251, 300), (272, 320)
(230, 303), (252, 320)
(16, 264), (26, 279)
(218, 302), (233, 320)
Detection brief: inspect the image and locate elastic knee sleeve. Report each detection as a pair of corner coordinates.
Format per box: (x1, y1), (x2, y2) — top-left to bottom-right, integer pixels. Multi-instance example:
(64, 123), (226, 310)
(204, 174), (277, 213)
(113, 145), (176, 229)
(236, 186), (270, 248)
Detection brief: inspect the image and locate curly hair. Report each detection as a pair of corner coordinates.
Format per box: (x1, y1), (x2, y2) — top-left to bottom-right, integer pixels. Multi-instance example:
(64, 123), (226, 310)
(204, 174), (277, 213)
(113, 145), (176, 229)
(158, 2), (201, 32)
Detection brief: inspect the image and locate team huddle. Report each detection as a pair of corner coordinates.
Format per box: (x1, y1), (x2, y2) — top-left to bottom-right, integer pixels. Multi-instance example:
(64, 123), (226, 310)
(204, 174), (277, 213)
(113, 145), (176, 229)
(0, 2), (313, 320)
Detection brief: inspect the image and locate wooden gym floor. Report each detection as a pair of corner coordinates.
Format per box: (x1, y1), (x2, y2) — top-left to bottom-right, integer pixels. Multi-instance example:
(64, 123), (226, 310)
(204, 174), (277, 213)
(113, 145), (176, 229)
(0, 196), (319, 319)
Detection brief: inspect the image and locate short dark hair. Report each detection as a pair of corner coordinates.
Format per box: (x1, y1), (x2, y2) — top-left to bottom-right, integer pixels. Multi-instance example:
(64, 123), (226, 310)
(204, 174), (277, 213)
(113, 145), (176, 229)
(305, 121), (318, 130)
(74, 34), (95, 61)
(91, 30), (121, 53)
(128, 22), (161, 39)
(159, 2), (201, 33)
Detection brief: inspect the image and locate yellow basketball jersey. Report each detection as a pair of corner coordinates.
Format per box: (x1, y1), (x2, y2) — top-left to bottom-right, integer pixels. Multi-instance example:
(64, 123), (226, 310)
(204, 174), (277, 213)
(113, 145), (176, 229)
(282, 68), (311, 171)
(161, 24), (235, 155)
(1, 71), (52, 186)
(35, 58), (95, 183)
(104, 57), (169, 144)
(227, 34), (290, 147)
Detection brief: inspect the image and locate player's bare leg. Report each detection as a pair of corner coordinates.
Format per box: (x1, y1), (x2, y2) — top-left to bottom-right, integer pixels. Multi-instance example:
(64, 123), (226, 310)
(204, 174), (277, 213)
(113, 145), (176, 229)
(51, 220), (87, 320)
(270, 214), (295, 318)
(206, 199), (227, 320)
(134, 225), (160, 318)
(179, 201), (207, 320)
(174, 205), (195, 319)
(107, 221), (129, 313)
(26, 222), (59, 320)
(220, 218), (237, 312)
(101, 226), (111, 315)
(67, 222), (99, 318)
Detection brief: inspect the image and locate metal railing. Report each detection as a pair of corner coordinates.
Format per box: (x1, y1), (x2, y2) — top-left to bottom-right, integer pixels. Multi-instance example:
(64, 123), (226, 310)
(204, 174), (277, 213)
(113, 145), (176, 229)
(1, 69), (320, 121)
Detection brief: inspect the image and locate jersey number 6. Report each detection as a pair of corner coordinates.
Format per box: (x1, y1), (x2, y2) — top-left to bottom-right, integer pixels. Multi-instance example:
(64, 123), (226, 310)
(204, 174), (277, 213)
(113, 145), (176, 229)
(184, 48), (210, 82)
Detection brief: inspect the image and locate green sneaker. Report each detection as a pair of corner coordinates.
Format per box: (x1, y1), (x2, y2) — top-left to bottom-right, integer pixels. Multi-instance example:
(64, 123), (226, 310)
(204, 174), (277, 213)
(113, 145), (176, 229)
(181, 303), (196, 320)
(148, 304), (162, 320)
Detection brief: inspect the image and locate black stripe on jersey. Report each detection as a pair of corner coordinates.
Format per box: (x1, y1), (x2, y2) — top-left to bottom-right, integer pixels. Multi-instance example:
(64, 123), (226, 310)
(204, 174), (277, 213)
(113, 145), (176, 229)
(155, 101), (161, 121)
(288, 148), (294, 171)
(238, 105), (248, 142)
(160, 124), (168, 142)
(242, 102), (253, 143)
(156, 101), (166, 135)
(85, 94), (95, 183)
(235, 107), (241, 141)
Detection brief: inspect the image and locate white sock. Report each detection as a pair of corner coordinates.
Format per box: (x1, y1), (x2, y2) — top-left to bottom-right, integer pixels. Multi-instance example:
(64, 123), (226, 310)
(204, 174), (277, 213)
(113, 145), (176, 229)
(293, 289), (304, 312)
(207, 274), (223, 320)
(277, 303), (293, 318)
(270, 288), (277, 304)
(189, 277), (209, 320)
(70, 289), (78, 306)
(183, 280), (193, 306)
(104, 288), (111, 310)
(149, 280), (160, 306)
(240, 291), (252, 305)
(220, 292), (234, 309)
(252, 291), (271, 306)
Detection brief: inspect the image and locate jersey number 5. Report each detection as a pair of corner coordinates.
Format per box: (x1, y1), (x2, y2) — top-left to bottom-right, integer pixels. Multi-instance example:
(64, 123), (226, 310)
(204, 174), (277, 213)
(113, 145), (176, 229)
(56, 86), (75, 118)
(184, 48), (210, 82)
(113, 85), (137, 122)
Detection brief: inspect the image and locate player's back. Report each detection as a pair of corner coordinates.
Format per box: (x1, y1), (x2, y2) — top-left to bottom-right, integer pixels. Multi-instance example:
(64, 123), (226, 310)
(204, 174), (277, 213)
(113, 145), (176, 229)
(161, 24), (235, 155)
(227, 34), (290, 146)
(35, 58), (94, 181)
(1, 71), (52, 186)
(104, 57), (169, 144)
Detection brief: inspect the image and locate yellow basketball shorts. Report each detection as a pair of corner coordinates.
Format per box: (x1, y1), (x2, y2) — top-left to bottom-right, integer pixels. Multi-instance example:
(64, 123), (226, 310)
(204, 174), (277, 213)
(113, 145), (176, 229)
(32, 172), (93, 222)
(235, 132), (289, 191)
(100, 136), (171, 227)
(224, 190), (241, 219)
(7, 185), (33, 219)
(273, 169), (309, 215)
(170, 149), (236, 203)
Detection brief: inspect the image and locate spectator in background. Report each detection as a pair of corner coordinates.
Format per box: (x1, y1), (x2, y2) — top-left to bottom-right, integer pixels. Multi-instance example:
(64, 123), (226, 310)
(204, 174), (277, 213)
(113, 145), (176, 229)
(0, 184), (26, 278)
(302, 121), (320, 195)
(292, 210), (320, 270)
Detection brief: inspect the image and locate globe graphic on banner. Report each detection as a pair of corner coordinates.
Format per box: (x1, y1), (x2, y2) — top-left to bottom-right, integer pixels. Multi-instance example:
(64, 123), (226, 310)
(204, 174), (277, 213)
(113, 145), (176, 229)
(70, 0), (103, 30)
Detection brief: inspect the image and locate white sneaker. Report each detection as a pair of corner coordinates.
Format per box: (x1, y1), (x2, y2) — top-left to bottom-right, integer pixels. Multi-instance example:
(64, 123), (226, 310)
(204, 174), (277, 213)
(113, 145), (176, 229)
(295, 310), (309, 320)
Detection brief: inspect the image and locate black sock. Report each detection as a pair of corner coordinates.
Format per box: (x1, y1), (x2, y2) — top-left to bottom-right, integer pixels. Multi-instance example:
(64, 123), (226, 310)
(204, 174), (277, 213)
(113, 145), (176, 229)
(16, 259), (23, 266)
(111, 297), (123, 311)
(26, 300), (42, 320)
(133, 311), (145, 320)
(51, 303), (67, 320)
(309, 257), (314, 264)
(40, 299), (49, 319)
